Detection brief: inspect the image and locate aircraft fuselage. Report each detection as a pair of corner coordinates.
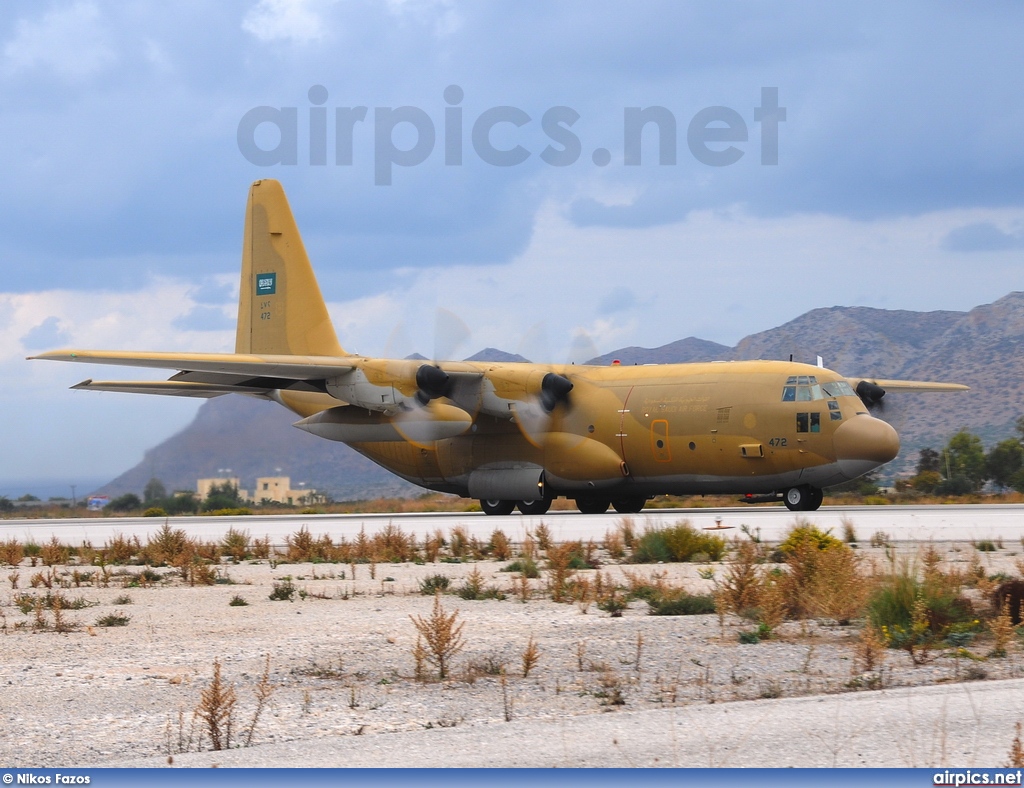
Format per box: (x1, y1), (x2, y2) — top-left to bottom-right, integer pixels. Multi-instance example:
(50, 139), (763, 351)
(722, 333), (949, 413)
(282, 357), (898, 507)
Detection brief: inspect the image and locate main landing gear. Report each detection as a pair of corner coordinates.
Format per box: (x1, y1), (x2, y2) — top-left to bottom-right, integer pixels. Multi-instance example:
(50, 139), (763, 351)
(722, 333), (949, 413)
(783, 485), (823, 512)
(479, 498), (552, 516)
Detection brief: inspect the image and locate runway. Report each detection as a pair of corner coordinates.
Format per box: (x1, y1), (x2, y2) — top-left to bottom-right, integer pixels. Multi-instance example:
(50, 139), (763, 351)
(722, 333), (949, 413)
(2, 504), (1022, 546)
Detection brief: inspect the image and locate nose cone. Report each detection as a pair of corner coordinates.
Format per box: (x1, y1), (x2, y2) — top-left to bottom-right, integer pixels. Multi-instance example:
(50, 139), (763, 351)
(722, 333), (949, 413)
(833, 415), (900, 478)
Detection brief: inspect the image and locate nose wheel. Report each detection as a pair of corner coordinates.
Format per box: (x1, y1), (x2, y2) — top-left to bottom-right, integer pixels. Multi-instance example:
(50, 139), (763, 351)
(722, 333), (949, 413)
(783, 485), (823, 512)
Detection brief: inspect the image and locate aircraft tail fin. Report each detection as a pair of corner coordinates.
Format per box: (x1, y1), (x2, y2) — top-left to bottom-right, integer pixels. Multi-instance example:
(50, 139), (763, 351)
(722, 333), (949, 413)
(235, 179), (346, 357)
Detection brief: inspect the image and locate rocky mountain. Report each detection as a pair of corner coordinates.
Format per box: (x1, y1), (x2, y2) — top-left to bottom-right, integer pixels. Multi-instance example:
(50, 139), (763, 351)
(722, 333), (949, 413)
(97, 293), (1024, 497)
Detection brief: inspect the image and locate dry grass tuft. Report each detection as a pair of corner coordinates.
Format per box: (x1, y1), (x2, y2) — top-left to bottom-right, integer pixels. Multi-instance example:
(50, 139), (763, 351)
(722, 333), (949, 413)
(244, 655), (274, 747)
(410, 594), (466, 679)
(990, 598), (1015, 658)
(545, 543), (577, 602)
(197, 658), (237, 751)
(521, 635), (540, 677)
(1008, 722), (1024, 768)
(853, 623), (887, 673)
(0, 539), (23, 567)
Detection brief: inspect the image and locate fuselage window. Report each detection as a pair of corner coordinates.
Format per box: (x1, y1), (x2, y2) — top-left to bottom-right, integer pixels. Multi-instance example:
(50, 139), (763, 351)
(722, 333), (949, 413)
(810, 412), (820, 432)
(796, 412), (809, 432)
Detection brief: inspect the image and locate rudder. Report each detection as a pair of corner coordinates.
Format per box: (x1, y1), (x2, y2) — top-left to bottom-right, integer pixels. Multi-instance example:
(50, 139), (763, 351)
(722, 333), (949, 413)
(235, 179), (346, 357)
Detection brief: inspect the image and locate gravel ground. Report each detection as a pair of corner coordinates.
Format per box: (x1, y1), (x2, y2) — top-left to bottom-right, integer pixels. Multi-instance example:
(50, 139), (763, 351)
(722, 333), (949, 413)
(1, 539), (1021, 768)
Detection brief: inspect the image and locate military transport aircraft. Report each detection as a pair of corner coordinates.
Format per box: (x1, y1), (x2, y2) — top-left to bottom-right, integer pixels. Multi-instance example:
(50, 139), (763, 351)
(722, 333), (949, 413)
(31, 180), (967, 514)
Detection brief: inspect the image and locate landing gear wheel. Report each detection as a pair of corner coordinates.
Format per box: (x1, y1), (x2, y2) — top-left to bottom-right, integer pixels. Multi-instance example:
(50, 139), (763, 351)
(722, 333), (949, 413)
(783, 486), (806, 512)
(611, 496), (646, 514)
(783, 486), (822, 512)
(575, 498), (610, 514)
(480, 499), (515, 516)
(517, 498), (552, 515)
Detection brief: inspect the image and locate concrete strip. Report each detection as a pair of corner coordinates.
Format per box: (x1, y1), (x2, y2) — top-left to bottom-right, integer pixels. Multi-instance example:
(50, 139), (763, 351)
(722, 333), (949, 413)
(116, 677), (1024, 768)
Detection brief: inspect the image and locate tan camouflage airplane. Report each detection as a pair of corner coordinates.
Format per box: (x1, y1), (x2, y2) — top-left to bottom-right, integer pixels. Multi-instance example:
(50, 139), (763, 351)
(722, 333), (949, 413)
(31, 179), (967, 514)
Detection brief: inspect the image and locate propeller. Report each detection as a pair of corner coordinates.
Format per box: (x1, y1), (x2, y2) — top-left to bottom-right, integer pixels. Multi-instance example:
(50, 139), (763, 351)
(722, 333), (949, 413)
(394, 308), (475, 444)
(514, 371), (577, 447)
(855, 380), (886, 412)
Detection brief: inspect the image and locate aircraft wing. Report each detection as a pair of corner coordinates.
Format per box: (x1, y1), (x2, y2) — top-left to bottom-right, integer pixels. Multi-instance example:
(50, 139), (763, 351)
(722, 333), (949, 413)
(70, 379), (274, 398)
(29, 349), (356, 380)
(852, 378), (969, 393)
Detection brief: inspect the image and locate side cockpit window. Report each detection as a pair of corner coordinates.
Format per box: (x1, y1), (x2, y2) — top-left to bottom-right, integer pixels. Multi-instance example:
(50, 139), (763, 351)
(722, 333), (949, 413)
(821, 380), (856, 397)
(796, 412), (822, 433)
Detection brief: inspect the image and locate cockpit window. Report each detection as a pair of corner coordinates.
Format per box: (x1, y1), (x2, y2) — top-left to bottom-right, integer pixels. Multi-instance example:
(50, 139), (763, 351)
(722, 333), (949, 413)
(782, 382), (827, 401)
(821, 381), (856, 397)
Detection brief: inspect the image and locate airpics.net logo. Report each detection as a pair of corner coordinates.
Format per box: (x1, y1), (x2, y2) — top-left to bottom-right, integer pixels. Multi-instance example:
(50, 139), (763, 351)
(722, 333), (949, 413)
(256, 273), (276, 295)
(237, 85), (786, 186)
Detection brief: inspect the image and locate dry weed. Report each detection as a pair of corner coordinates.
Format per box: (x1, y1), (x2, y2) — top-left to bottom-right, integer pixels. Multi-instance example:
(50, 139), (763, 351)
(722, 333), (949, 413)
(990, 598), (1014, 658)
(410, 594), (466, 679)
(1008, 722), (1024, 768)
(521, 635), (540, 677)
(854, 624), (887, 673)
(718, 538), (762, 615)
(197, 659), (237, 751)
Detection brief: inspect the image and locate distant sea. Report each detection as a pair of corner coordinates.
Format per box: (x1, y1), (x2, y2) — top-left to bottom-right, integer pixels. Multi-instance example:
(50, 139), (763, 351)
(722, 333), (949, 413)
(0, 477), (110, 502)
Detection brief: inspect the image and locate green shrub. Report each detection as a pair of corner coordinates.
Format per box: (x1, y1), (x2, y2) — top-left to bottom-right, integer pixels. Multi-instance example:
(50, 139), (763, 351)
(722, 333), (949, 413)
(777, 522), (842, 556)
(229, 595), (249, 606)
(867, 562), (977, 655)
(502, 558), (540, 578)
(631, 522), (726, 563)
(142, 507), (167, 518)
(418, 574), (451, 595)
(647, 591), (716, 616)
(269, 579), (296, 601)
(96, 612), (131, 627)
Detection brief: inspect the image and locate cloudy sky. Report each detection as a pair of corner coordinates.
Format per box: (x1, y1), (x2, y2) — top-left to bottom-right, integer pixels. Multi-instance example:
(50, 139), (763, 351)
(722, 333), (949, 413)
(3, 0), (1023, 495)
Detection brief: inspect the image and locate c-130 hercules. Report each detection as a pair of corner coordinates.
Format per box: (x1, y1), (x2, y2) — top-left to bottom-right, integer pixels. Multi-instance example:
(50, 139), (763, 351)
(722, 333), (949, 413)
(32, 180), (967, 514)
